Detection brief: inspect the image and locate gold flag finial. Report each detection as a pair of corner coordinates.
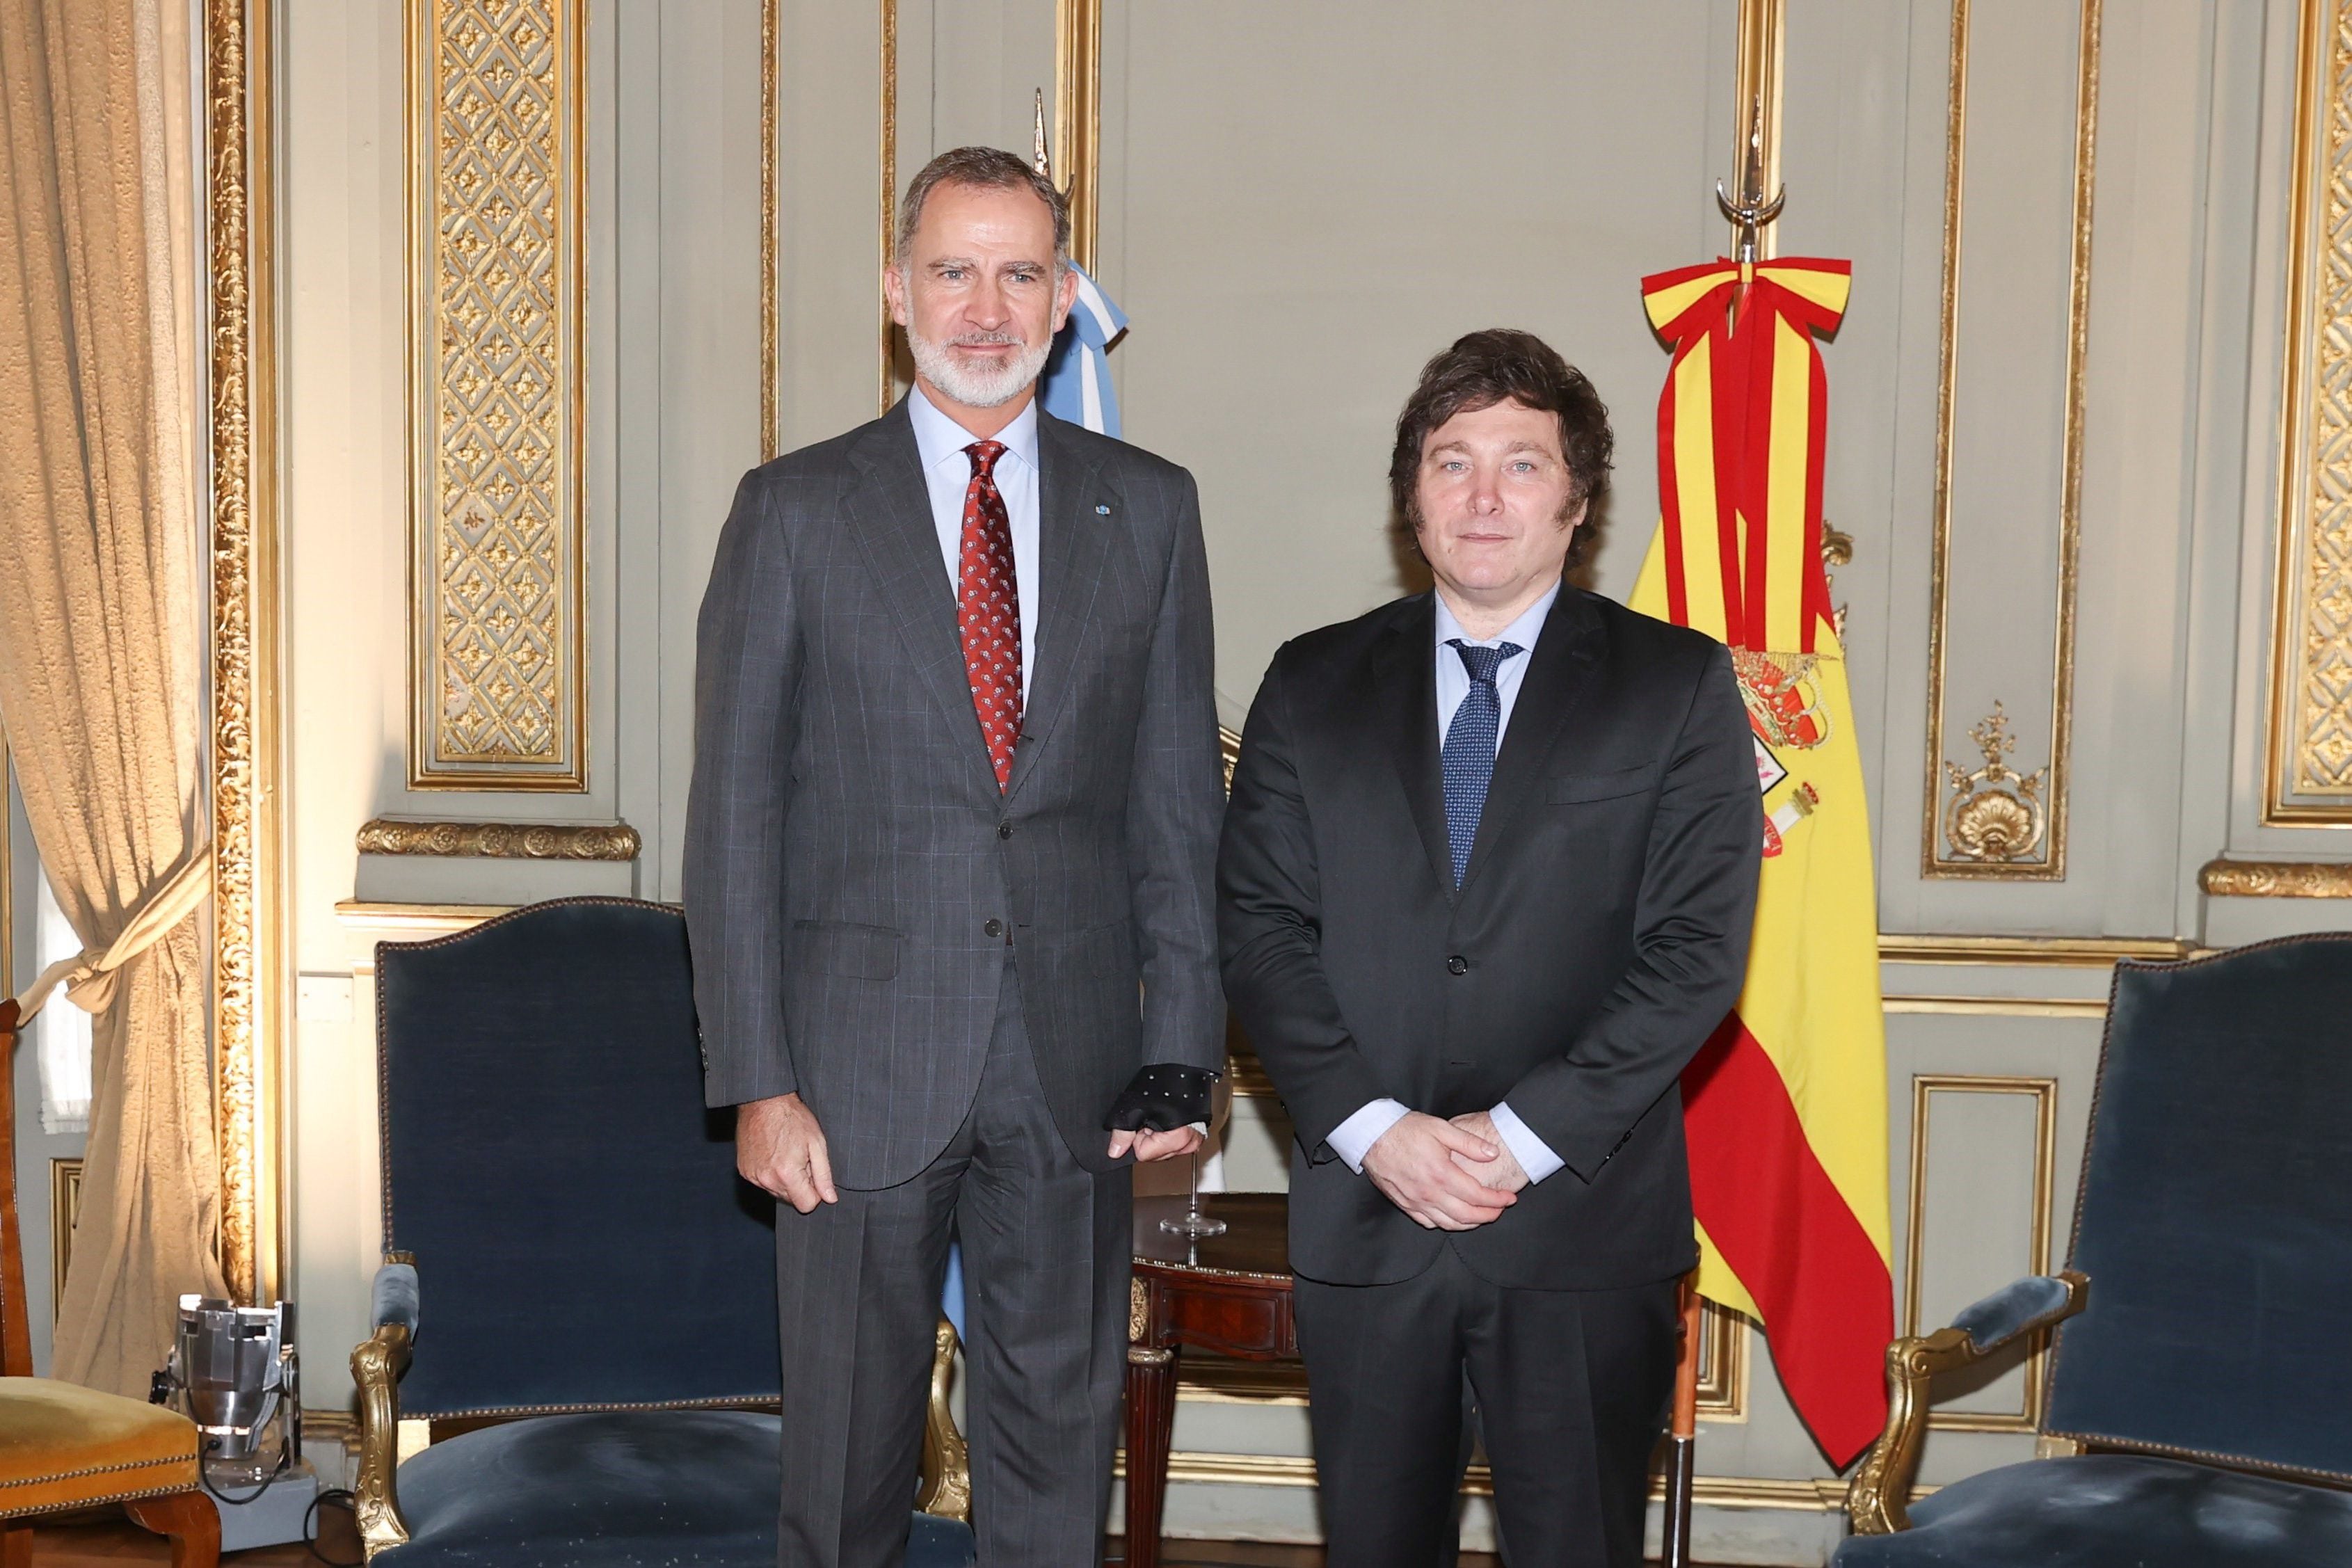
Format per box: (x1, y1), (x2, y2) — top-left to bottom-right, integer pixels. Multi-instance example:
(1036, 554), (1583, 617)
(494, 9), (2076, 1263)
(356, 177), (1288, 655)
(1032, 88), (1053, 181)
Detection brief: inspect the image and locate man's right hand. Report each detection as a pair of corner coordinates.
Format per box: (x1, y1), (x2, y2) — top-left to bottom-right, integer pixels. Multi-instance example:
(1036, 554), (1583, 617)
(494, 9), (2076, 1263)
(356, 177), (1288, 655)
(736, 1093), (838, 1213)
(1360, 1112), (1517, 1231)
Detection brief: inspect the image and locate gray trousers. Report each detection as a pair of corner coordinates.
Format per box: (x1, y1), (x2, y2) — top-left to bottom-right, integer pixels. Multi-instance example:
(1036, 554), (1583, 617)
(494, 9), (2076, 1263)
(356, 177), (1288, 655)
(774, 959), (1131, 1568)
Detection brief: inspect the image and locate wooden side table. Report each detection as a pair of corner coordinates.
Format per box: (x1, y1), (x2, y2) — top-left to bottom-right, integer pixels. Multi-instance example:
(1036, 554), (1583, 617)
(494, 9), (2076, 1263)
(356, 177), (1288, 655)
(1125, 1192), (1294, 1568)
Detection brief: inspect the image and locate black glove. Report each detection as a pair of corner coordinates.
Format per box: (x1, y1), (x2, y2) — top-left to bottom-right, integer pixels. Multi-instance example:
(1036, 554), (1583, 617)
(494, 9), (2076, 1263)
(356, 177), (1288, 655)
(1103, 1063), (1219, 1133)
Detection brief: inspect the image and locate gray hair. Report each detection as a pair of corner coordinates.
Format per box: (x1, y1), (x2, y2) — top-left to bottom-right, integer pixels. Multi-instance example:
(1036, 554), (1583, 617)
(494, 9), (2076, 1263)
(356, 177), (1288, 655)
(895, 145), (1070, 270)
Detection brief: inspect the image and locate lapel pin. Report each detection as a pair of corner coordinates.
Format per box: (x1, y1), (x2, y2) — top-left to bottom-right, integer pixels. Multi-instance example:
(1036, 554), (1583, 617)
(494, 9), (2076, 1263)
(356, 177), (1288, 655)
(1096, 503), (1112, 515)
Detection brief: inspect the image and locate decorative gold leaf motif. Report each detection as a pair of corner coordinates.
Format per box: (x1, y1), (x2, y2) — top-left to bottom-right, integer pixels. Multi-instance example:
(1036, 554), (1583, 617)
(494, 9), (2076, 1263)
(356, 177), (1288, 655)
(413, 0), (582, 787)
(355, 818), (640, 861)
(1941, 703), (2049, 864)
(2197, 858), (2352, 897)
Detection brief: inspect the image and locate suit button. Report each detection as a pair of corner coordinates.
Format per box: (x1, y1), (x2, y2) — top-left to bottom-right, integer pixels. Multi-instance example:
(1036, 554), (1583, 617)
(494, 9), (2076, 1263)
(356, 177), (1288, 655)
(998, 821), (1014, 840)
(1446, 955), (1469, 976)
(984, 918), (1005, 939)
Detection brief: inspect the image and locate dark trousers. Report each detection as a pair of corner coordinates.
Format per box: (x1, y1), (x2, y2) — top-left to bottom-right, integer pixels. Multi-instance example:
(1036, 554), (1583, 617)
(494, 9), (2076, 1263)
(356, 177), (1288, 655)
(773, 959), (1131, 1568)
(1295, 1248), (1679, 1568)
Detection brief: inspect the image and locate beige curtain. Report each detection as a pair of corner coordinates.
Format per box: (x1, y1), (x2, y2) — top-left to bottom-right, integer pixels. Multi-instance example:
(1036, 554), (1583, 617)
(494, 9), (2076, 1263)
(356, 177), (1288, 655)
(0, 0), (224, 1393)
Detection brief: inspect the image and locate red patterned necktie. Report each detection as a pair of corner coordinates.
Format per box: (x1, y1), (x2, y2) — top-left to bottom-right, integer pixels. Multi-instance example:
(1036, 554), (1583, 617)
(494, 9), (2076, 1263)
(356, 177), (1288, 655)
(958, 440), (1023, 790)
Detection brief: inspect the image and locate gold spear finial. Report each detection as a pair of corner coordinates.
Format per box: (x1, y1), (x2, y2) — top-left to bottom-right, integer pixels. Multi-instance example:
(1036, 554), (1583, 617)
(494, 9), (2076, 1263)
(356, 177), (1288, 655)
(1032, 88), (1053, 181)
(1715, 95), (1785, 269)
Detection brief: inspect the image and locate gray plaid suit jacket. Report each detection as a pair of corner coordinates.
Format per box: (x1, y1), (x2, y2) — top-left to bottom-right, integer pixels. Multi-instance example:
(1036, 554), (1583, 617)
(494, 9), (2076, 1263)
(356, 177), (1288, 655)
(684, 398), (1226, 1190)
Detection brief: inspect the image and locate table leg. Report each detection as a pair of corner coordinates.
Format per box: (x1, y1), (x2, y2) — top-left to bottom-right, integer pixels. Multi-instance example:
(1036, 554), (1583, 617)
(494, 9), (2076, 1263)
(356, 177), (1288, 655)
(1123, 1343), (1178, 1568)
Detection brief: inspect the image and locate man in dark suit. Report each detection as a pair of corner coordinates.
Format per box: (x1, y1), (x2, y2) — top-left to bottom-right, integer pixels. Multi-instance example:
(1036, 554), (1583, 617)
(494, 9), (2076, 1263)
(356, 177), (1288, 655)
(1219, 330), (1762, 1567)
(685, 145), (1226, 1568)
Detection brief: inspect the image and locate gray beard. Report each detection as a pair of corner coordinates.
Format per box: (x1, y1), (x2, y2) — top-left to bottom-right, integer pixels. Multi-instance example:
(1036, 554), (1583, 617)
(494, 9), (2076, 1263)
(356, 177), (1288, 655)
(907, 326), (1053, 409)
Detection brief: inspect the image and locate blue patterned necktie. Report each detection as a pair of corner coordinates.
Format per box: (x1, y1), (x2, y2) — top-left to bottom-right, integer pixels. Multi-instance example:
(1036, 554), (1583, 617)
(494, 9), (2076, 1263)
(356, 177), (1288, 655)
(1441, 639), (1523, 887)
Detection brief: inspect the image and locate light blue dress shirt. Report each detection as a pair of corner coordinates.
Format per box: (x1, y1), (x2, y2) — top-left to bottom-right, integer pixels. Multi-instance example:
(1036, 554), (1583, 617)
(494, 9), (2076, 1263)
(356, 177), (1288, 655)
(908, 385), (1041, 703)
(1322, 582), (1567, 1186)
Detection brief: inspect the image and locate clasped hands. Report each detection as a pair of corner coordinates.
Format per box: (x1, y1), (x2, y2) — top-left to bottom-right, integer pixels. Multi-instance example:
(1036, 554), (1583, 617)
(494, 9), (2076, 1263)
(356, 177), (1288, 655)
(1361, 1110), (1528, 1231)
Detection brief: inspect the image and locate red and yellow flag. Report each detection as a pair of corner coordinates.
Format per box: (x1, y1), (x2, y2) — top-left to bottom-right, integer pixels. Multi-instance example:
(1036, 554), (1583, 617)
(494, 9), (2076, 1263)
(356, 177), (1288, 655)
(1632, 257), (1893, 1468)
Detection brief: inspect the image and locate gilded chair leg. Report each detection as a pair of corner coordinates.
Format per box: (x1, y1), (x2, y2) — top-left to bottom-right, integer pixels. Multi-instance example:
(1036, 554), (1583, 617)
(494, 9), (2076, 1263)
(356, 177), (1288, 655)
(124, 1489), (222, 1568)
(1, 1517), (31, 1568)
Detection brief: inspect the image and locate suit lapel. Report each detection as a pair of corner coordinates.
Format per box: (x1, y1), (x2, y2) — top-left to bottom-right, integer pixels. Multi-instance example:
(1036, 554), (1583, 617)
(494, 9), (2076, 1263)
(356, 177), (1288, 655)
(1005, 411), (1115, 799)
(1457, 588), (1606, 895)
(1372, 596), (1457, 901)
(844, 401), (997, 791)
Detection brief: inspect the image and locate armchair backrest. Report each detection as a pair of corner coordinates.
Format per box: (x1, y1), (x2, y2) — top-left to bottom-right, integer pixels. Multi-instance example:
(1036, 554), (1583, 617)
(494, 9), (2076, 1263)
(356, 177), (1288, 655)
(377, 898), (779, 1416)
(2046, 934), (2352, 1480)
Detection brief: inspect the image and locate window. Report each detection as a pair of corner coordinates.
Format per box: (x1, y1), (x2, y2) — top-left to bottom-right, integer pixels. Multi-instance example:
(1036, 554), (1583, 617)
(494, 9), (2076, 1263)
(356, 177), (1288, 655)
(34, 871), (90, 1135)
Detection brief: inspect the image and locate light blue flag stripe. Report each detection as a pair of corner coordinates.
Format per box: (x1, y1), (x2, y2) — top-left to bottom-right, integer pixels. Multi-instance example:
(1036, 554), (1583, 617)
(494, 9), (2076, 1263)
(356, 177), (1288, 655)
(1039, 264), (1128, 438)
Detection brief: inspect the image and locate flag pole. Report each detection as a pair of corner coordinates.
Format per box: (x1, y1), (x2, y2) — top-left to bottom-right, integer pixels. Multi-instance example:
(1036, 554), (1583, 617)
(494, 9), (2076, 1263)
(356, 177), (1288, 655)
(1663, 1273), (1704, 1568)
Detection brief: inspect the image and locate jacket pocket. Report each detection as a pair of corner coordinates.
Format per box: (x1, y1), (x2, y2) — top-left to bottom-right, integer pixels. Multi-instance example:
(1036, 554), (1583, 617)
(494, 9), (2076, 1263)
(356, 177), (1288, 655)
(1546, 765), (1652, 803)
(789, 920), (904, 980)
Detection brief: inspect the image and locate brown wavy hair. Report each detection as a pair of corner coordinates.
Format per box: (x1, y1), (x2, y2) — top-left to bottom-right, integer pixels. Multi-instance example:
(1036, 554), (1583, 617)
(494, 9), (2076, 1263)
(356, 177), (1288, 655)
(1389, 328), (1613, 565)
(895, 145), (1070, 269)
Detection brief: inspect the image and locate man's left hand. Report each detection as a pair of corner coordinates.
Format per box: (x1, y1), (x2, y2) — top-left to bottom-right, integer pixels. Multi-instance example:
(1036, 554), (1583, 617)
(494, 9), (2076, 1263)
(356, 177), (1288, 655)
(1448, 1111), (1530, 1194)
(1108, 1124), (1206, 1162)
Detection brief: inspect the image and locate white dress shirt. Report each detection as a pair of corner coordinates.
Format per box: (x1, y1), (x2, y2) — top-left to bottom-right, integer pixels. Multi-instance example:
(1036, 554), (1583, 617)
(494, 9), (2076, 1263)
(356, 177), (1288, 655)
(1322, 581), (1567, 1186)
(909, 385), (1041, 703)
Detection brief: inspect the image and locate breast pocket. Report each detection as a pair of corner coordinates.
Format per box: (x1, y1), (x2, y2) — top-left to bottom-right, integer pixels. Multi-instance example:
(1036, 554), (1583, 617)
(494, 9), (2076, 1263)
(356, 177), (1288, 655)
(1546, 765), (1653, 804)
(788, 920), (904, 980)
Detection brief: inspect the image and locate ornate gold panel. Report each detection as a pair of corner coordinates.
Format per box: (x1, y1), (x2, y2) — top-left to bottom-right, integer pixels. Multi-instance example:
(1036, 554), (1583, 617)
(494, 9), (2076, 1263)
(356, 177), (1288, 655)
(1903, 1075), (2059, 1432)
(408, 0), (586, 790)
(2268, 0), (2352, 822)
(209, 0), (285, 1304)
(1920, 0), (2103, 878)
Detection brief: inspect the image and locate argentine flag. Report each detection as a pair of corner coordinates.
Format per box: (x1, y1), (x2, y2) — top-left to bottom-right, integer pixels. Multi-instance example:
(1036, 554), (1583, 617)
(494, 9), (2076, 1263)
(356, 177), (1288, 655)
(1039, 264), (1128, 438)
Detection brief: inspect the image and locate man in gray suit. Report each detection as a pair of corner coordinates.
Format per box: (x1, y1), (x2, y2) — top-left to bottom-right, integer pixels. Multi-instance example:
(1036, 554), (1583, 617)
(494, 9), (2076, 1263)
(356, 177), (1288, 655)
(685, 145), (1226, 1568)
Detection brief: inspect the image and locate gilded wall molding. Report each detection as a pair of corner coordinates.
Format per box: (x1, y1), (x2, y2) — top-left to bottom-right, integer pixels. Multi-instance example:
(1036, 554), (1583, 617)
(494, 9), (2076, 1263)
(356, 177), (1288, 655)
(1054, 0), (1103, 275)
(1920, 0), (2102, 879)
(1111, 1450), (1846, 1510)
(51, 1158), (81, 1320)
(760, 0), (779, 462)
(356, 819), (641, 861)
(2266, 0), (2352, 822)
(408, 0), (588, 790)
(1883, 995), (2106, 1018)
(1903, 1075), (2058, 1432)
(877, 0), (897, 415)
(209, 0), (286, 1304)
(1878, 934), (2191, 966)
(1170, 1302), (1747, 1423)
(2198, 858), (2352, 897)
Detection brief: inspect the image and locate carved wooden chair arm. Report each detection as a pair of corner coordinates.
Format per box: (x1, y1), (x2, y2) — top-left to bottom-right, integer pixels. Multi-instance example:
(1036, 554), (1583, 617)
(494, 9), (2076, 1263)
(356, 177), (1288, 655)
(351, 1255), (419, 1560)
(916, 1317), (970, 1523)
(1846, 1270), (2088, 1535)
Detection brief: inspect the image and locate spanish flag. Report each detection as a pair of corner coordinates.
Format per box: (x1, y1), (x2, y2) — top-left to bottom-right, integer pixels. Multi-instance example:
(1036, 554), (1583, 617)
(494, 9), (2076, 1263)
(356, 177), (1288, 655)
(1630, 257), (1894, 1468)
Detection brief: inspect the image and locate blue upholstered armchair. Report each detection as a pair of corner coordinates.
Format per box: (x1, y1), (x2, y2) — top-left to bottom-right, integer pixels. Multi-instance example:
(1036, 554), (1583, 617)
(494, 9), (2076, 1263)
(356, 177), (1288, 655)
(1838, 934), (2352, 1565)
(349, 899), (975, 1567)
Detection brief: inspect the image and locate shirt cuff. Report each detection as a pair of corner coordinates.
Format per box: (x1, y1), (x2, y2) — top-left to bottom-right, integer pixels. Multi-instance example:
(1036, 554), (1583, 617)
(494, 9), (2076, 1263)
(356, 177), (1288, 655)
(1324, 1098), (1411, 1174)
(1489, 1101), (1566, 1184)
